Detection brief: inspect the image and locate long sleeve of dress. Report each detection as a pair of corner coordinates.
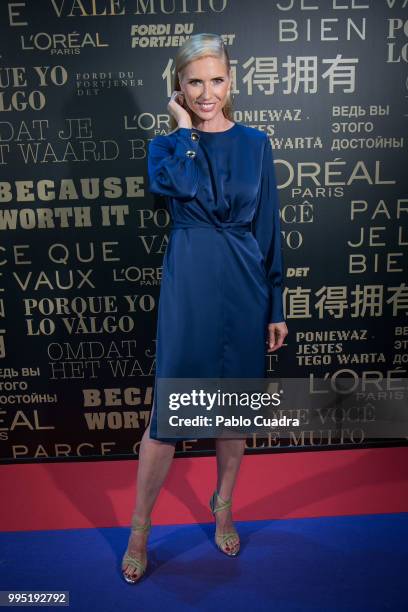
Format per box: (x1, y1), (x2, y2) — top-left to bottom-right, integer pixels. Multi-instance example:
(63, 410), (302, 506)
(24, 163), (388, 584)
(252, 135), (285, 324)
(147, 127), (200, 200)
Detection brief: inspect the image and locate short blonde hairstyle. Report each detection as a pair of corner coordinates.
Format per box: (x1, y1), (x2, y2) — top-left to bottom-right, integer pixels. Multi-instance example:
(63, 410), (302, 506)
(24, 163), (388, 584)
(169, 33), (234, 131)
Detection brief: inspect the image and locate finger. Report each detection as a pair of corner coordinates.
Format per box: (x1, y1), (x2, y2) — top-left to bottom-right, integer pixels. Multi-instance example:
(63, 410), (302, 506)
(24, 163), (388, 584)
(269, 333), (286, 352)
(267, 330), (276, 351)
(267, 329), (282, 352)
(269, 339), (282, 352)
(171, 91), (183, 102)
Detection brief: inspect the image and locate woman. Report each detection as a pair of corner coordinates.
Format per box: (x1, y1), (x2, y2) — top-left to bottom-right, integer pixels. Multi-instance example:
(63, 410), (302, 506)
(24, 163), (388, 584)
(121, 33), (288, 584)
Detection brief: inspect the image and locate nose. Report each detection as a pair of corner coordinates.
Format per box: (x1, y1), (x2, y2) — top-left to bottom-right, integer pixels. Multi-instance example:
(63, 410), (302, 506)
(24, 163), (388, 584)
(202, 83), (213, 98)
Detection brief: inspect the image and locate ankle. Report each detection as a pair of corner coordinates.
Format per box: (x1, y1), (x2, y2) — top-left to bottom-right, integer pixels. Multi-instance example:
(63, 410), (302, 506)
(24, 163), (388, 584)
(131, 513), (151, 530)
(132, 509), (150, 521)
(215, 489), (232, 503)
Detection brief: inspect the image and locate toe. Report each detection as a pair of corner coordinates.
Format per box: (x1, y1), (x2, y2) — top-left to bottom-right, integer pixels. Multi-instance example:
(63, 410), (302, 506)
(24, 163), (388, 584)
(124, 566), (139, 581)
(231, 539), (239, 553)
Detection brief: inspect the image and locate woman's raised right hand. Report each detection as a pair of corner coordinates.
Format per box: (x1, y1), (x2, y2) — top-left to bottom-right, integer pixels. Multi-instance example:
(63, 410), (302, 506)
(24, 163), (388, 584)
(167, 91), (192, 129)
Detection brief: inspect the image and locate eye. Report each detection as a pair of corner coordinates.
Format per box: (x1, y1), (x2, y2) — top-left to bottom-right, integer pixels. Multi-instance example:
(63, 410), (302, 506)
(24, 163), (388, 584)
(189, 78), (225, 85)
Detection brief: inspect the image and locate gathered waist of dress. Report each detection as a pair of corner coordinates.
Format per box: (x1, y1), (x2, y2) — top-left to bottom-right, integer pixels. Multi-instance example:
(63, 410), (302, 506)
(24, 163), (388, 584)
(170, 220), (252, 233)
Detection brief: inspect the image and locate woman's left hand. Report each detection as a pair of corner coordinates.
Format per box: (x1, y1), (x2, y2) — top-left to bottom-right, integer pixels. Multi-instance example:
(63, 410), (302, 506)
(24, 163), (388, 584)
(266, 321), (288, 352)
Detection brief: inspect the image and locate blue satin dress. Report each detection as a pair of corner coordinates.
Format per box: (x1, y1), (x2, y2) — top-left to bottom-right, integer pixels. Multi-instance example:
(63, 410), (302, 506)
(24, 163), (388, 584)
(147, 122), (285, 443)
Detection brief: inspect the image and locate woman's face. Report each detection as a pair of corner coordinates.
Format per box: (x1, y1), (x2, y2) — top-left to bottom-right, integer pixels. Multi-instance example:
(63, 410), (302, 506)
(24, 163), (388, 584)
(178, 56), (231, 121)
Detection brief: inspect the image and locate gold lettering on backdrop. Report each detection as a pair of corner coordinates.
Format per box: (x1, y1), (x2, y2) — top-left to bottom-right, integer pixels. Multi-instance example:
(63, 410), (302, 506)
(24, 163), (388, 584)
(0, 177), (143, 201)
(348, 199), (408, 273)
(83, 410), (150, 429)
(46, 0), (228, 17)
(44, 339), (155, 380)
(11, 441), (117, 458)
(20, 32), (109, 54)
(49, 0), (126, 17)
(0, 66), (68, 111)
(8, 409), (55, 431)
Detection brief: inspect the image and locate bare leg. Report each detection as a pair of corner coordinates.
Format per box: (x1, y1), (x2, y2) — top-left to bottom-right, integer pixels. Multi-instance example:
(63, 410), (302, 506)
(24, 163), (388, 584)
(214, 437), (246, 554)
(123, 421), (176, 580)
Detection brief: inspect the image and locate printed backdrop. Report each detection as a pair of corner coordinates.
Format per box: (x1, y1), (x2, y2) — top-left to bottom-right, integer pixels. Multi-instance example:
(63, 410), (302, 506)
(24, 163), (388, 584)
(0, 0), (407, 463)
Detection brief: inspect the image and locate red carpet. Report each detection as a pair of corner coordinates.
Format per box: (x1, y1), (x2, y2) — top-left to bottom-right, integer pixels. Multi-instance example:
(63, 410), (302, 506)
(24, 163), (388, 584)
(1, 446), (407, 531)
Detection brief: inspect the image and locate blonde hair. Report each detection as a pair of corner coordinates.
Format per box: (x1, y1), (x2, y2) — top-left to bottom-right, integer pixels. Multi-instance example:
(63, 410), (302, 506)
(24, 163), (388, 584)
(169, 33), (234, 131)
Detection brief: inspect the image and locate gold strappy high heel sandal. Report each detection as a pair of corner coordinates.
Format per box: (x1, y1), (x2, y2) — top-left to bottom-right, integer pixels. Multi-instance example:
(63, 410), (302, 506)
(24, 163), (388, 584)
(209, 490), (240, 557)
(121, 515), (151, 584)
